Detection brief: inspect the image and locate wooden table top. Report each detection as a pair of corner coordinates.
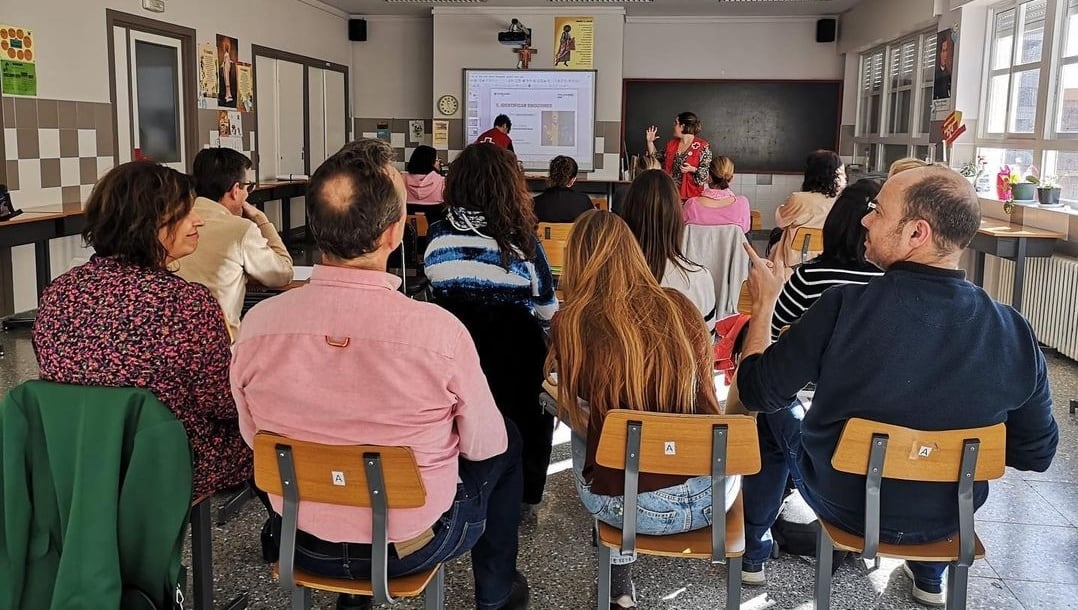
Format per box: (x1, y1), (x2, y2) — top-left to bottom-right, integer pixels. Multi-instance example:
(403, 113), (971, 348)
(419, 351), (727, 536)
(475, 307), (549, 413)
(0, 202), (83, 225)
(977, 218), (1064, 239)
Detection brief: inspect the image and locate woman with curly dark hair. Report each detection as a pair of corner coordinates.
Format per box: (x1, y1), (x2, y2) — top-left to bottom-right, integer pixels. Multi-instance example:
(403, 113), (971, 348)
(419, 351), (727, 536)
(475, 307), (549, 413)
(770, 149), (846, 272)
(423, 142), (558, 507)
(533, 155), (594, 223)
(32, 160), (251, 499)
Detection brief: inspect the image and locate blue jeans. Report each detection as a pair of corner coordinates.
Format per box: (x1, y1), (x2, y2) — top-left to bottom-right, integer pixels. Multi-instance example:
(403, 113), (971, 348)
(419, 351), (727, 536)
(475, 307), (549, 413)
(742, 405), (947, 588)
(286, 419), (524, 609)
(570, 434), (740, 565)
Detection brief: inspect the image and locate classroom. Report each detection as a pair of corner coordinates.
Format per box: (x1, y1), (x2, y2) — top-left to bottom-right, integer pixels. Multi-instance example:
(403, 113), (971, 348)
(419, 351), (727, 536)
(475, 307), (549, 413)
(0, 0), (1076, 609)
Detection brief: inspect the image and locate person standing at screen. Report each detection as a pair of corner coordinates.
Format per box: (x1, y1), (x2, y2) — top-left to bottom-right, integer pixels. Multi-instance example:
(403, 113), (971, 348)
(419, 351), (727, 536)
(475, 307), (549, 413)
(477, 114), (515, 152)
(645, 112), (712, 201)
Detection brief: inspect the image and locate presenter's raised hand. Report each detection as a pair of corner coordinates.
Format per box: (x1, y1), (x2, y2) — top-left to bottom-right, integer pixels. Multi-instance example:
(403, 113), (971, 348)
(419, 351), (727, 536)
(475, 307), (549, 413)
(645, 125), (659, 143)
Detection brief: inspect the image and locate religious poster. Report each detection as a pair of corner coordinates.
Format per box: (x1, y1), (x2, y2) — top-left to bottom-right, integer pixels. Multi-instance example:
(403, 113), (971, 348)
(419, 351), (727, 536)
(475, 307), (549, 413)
(218, 109), (243, 150)
(553, 16), (594, 69)
(931, 29), (955, 120)
(216, 34), (239, 108)
(1, 25), (36, 96)
(409, 119), (425, 144)
(236, 61), (254, 111)
(432, 120), (449, 148)
(198, 42), (218, 108)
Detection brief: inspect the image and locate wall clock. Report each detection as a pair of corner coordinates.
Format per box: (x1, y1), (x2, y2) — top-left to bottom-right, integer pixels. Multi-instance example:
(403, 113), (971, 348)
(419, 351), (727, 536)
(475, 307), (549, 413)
(437, 94), (459, 116)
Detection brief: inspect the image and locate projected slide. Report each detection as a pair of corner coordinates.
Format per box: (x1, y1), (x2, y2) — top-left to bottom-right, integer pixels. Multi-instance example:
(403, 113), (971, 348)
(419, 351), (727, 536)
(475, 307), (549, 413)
(465, 70), (596, 172)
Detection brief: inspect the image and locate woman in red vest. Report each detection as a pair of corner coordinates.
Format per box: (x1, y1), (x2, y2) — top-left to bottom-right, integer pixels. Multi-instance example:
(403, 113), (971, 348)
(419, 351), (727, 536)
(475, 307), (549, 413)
(645, 112), (713, 201)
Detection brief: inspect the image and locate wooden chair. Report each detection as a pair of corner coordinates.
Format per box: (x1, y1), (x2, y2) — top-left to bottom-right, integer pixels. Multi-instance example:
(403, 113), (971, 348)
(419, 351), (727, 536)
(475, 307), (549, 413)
(792, 227), (824, 264)
(594, 411), (761, 610)
(813, 418), (1006, 610)
(750, 210), (762, 232)
(253, 432), (445, 610)
(537, 222), (573, 276)
(737, 281), (752, 315)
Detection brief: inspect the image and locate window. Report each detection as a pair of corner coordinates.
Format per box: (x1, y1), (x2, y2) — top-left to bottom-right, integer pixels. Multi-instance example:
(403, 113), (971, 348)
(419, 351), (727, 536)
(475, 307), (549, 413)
(1055, 0), (1078, 133)
(854, 30), (938, 172)
(985, 1), (1047, 135)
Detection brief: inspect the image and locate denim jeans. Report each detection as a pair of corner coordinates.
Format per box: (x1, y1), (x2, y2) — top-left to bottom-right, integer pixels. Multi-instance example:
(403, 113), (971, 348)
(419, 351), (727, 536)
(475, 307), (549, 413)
(570, 433), (741, 565)
(742, 404), (947, 587)
(282, 419), (524, 609)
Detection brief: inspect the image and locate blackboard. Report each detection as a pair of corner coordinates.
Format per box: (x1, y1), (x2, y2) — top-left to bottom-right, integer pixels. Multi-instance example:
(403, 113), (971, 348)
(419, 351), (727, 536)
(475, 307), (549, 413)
(622, 79), (842, 174)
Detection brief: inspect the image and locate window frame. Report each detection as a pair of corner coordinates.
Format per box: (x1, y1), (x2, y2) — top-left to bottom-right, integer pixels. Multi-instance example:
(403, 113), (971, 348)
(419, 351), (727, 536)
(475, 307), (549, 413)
(981, 0), (1053, 140)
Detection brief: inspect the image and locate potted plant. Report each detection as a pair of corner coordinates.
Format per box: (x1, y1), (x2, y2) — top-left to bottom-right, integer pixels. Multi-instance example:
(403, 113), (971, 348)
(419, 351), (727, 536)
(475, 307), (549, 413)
(1008, 166), (1039, 202)
(1036, 176), (1062, 206)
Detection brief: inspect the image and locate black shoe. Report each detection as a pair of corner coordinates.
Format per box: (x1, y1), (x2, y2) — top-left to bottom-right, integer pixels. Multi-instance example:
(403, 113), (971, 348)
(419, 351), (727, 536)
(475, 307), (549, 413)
(336, 593), (372, 610)
(497, 571), (530, 610)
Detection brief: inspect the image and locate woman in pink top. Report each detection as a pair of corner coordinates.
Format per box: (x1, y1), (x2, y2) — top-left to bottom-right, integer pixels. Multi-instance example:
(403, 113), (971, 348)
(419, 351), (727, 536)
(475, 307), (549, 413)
(404, 145), (445, 205)
(682, 155), (751, 233)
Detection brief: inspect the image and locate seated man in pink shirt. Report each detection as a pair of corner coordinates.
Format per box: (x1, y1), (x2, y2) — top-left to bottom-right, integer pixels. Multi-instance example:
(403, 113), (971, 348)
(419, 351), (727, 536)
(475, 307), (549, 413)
(231, 138), (529, 610)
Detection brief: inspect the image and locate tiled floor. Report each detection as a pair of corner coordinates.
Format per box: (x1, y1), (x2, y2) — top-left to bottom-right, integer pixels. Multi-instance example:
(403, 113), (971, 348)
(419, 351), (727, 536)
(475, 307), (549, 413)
(1, 327), (1076, 609)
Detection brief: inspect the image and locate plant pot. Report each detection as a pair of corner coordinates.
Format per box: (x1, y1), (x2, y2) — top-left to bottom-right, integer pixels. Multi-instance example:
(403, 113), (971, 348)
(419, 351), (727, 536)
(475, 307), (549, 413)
(1011, 182), (1037, 201)
(1037, 186), (1062, 205)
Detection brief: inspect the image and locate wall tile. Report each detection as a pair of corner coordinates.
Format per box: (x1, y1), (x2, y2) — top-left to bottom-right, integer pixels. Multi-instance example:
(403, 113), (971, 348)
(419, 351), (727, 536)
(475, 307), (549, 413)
(96, 156), (114, 178)
(96, 125), (115, 157)
(448, 119), (463, 150)
(37, 100), (59, 129)
(79, 157), (97, 185)
(16, 128), (38, 159)
(77, 129), (97, 157)
(4, 160), (18, 190)
(59, 129), (78, 158)
(1, 97), (14, 127)
(58, 101), (77, 129)
(13, 98), (36, 129)
(3, 129), (16, 161)
(60, 158), (80, 185)
(40, 158), (61, 188)
(94, 103), (112, 132)
(61, 185), (81, 204)
(75, 102), (96, 129)
(38, 128), (60, 159)
(756, 174), (773, 186)
(17, 158), (40, 190)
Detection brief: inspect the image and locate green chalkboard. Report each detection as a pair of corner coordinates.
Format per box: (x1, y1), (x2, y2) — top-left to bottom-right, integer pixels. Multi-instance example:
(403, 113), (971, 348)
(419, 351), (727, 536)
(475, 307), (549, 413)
(622, 79), (842, 174)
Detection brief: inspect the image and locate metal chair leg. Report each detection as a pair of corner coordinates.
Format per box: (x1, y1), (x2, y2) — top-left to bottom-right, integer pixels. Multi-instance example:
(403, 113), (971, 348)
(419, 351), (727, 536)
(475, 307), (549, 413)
(813, 526), (834, 609)
(424, 564), (445, 610)
(946, 562), (968, 610)
(190, 500), (214, 610)
(596, 531), (612, 610)
(217, 484), (255, 525)
(290, 585), (311, 610)
(726, 556), (742, 610)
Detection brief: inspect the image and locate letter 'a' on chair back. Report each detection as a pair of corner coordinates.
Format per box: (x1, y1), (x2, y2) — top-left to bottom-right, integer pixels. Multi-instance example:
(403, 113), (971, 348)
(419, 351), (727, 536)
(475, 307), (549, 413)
(253, 432), (445, 610)
(792, 226), (824, 264)
(813, 418), (1006, 610)
(593, 411), (761, 610)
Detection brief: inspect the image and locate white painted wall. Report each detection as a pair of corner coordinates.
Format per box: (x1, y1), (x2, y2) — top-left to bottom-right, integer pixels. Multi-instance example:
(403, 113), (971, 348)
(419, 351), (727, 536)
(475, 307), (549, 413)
(623, 17), (844, 80)
(6, 0), (350, 104)
(351, 17), (432, 119)
(432, 7), (625, 123)
(838, 0), (938, 55)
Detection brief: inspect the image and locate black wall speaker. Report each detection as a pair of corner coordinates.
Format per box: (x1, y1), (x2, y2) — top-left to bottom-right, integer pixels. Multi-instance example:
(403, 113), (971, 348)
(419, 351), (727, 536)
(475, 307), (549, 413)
(349, 19), (367, 42)
(816, 18), (837, 43)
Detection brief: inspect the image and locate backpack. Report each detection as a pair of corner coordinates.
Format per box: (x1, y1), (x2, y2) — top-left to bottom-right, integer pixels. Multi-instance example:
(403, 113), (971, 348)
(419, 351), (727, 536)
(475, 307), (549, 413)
(772, 489), (849, 573)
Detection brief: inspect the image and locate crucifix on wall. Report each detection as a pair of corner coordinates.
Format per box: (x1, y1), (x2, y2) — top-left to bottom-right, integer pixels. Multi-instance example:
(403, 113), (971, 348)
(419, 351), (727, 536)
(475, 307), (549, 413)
(515, 44), (536, 70)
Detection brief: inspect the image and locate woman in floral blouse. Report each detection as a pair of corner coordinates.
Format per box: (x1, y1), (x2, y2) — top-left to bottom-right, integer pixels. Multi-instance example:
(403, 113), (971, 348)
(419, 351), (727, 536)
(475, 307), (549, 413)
(644, 111), (713, 201)
(32, 161), (251, 498)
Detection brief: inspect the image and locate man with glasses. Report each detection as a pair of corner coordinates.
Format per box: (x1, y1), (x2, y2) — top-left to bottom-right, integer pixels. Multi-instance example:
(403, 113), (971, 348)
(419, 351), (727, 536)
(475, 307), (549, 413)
(177, 147), (293, 339)
(735, 165), (1057, 606)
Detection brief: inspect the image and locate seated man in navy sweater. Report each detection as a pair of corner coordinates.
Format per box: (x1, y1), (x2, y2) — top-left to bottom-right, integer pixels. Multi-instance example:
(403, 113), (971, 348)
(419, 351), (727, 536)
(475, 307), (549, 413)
(736, 165), (1058, 606)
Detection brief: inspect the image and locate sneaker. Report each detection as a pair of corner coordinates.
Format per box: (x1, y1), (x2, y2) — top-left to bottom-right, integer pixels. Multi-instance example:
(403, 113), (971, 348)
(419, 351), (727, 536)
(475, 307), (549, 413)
(497, 570), (530, 610)
(741, 563), (767, 586)
(902, 562), (945, 607)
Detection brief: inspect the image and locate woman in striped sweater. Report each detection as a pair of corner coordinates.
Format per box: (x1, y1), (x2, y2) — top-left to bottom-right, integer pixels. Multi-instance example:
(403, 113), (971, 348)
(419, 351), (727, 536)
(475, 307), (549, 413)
(771, 178), (884, 339)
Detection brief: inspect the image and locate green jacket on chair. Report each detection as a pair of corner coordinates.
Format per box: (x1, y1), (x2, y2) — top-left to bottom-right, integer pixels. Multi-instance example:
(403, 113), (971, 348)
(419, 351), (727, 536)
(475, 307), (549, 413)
(0, 380), (193, 610)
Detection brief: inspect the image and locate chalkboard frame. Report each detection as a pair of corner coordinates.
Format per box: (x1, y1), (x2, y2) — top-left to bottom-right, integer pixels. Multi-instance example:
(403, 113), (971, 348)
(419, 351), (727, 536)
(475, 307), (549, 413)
(621, 78), (843, 175)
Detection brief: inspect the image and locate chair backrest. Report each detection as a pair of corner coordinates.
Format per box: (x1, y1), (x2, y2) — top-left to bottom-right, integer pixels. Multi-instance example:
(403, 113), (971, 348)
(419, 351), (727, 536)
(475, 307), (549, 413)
(537, 222), (573, 274)
(750, 210), (762, 232)
(830, 417), (1006, 565)
(792, 227), (824, 264)
(253, 432), (426, 604)
(736, 281), (752, 315)
(595, 410), (760, 561)
(407, 213), (429, 238)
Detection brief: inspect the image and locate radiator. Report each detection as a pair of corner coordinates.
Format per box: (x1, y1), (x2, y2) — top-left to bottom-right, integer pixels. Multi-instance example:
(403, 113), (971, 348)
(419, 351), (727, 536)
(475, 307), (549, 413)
(989, 254), (1078, 360)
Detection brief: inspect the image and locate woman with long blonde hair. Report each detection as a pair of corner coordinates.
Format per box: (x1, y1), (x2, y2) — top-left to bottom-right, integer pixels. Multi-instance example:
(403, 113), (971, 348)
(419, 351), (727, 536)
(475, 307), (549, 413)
(546, 210), (739, 610)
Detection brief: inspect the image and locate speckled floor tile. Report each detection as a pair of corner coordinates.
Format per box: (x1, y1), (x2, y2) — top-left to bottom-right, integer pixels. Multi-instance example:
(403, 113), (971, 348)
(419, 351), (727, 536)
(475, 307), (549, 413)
(1004, 580), (1078, 610)
(977, 478), (1070, 526)
(978, 522), (1078, 584)
(1025, 481), (1078, 527)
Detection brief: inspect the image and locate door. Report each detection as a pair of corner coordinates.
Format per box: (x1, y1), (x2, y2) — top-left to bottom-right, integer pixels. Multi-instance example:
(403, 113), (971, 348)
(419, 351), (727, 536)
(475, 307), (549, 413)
(112, 28), (189, 170)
